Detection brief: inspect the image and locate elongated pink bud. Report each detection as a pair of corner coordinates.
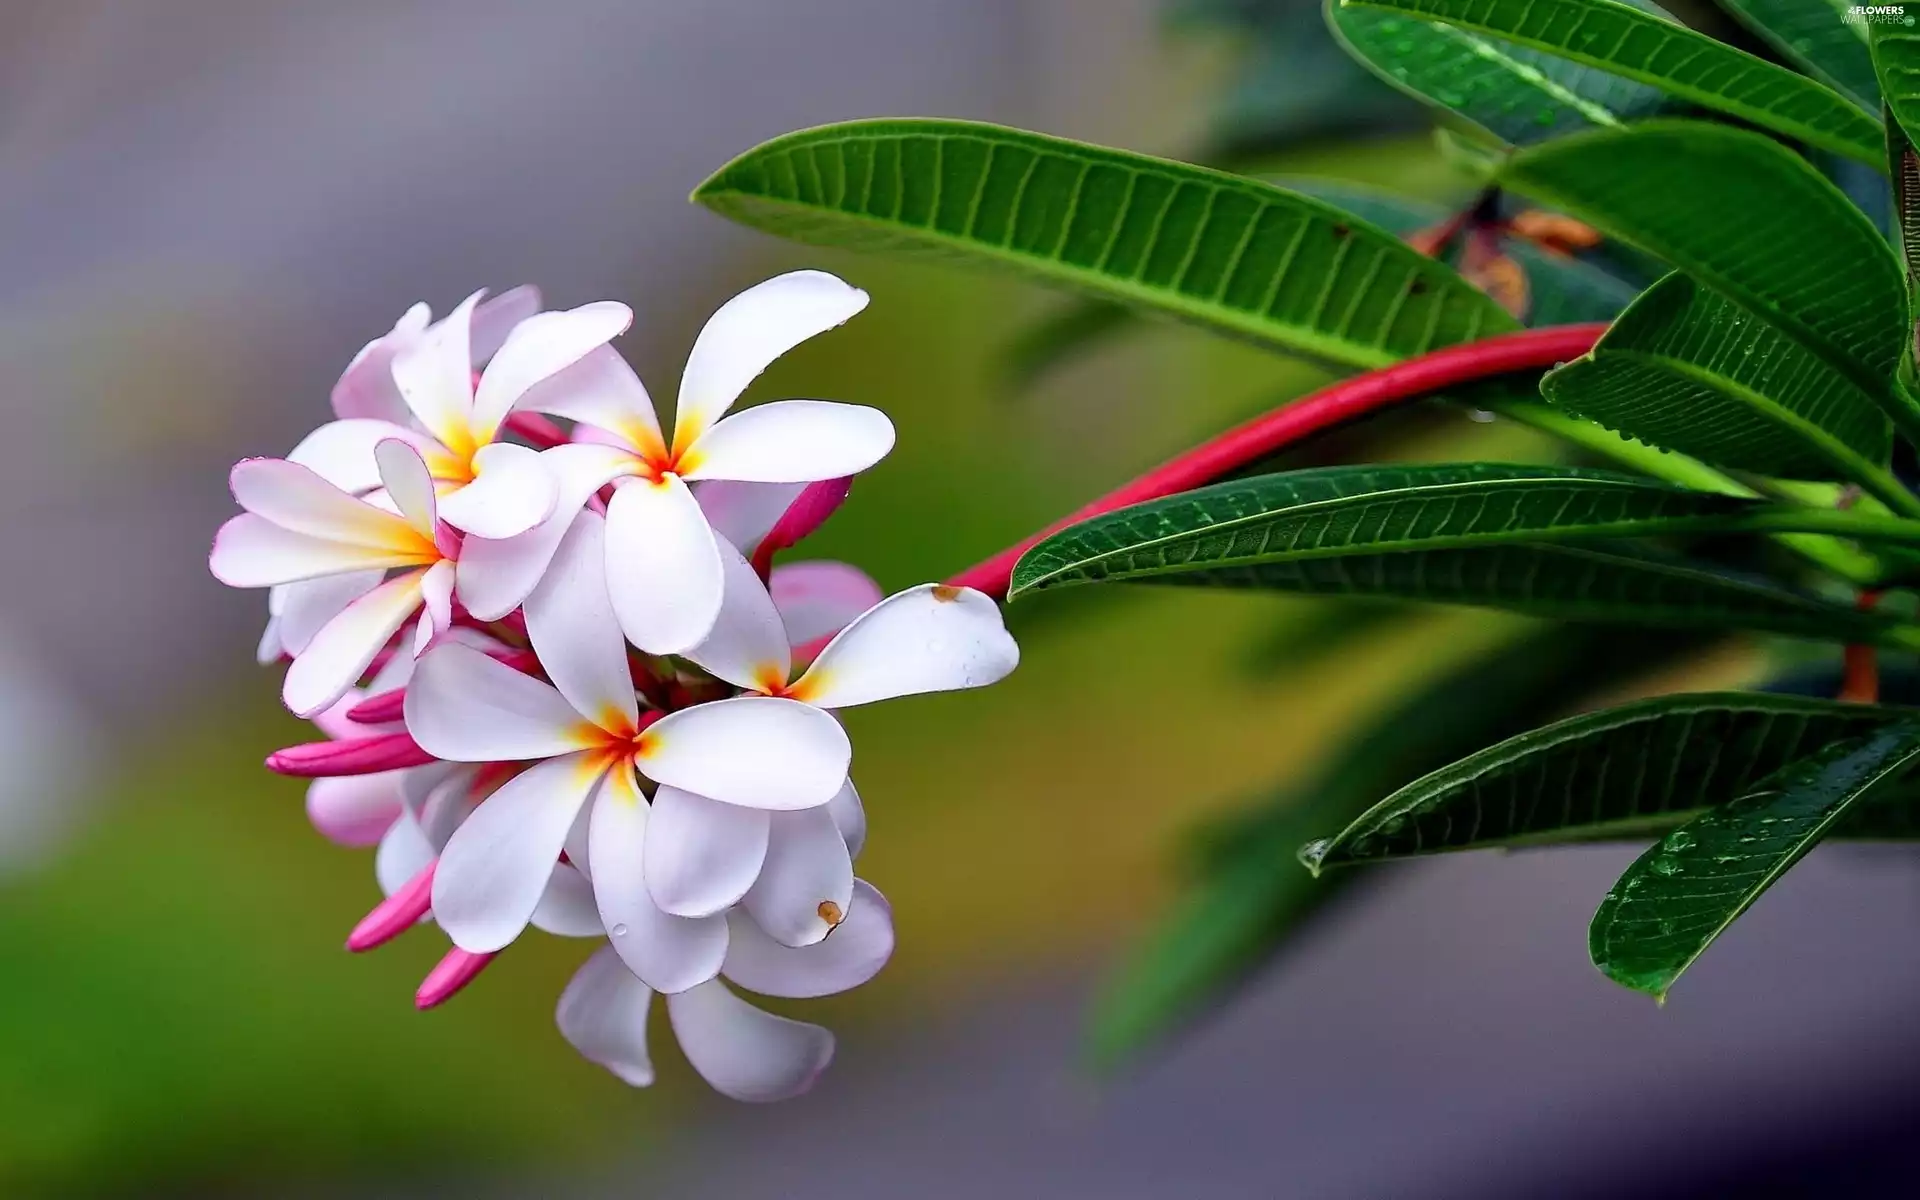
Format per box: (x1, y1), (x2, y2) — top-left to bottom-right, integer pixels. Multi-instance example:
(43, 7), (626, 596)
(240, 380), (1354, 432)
(266, 732), (435, 777)
(416, 947), (497, 1010)
(753, 476), (852, 576)
(503, 411), (570, 448)
(346, 860), (436, 952)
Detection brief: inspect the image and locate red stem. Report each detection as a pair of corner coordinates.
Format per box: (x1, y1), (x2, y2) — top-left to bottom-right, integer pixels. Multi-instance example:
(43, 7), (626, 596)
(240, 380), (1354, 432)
(946, 325), (1606, 599)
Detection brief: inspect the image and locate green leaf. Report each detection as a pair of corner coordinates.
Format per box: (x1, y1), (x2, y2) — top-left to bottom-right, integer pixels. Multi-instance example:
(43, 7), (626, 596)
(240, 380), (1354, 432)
(1590, 719), (1920, 998)
(1343, 0), (1885, 163)
(1328, 0), (1669, 145)
(1499, 121), (1908, 404)
(1719, 0), (1881, 110)
(1540, 272), (1902, 496)
(1870, 12), (1920, 153)
(1302, 692), (1911, 871)
(693, 119), (1518, 370)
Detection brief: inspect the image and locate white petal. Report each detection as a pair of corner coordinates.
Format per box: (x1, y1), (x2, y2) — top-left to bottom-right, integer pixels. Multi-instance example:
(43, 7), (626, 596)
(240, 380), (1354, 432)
(770, 562), (884, 648)
(694, 480), (806, 554)
(638, 696), (849, 810)
(520, 343), (665, 458)
(644, 786), (771, 918)
(257, 611), (285, 664)
(413, 561), (456, 654)
(433, 749), (607, 952)
(666, 978), (834, 1103)
(276, 571), (385, 656)
(682, 537), (790, 692)
(588, 761), (729, 993)
(826, 778), (866, 860)
(674, 270), (868, 449)
(283, 569), (428, 717)
(391, 291), (481, 452)
(532, 863), (606, 937)
(470, 286), (544, 365)
(375, 809), (438, 897)
(741, 806), (853, 948)
(435, 442), (557, 539)
(683, 400), (894, 484)
(331, 308), (425, 422)
(230, 458), (430, 553)
(725, 879), (893, 997)
(374, 439), (438, 538)
(557, 945), (656, 1087)
(404, 642), (599, 761)
(523, 509), (638, 733)
(307, 771), (406, 846)
(789, 584), (1018, 709)
(414, 762), (483, 848)
(453, 441), (636, 621)
(470, 301), (632, 443)
(288, 419), (423, 493)
(210, 515), (402, 588)
(604, 474), (724, 655)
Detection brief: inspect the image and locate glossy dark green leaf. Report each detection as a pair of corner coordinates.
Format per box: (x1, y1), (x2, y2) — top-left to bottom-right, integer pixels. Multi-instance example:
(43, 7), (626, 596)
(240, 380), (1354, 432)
(1590, 720), (1920, 998)
(1719, 0), (1881, 110)
(1869, 12), (1920, 153)
(693, 119), (1518, 370)
(1301, 692), (1909, 871)
(1500, 122), (1908, 403)
(1328, 0), (1670, 145)
(1540, 272), (1903, 495)
(1344, 0), (1885, 163)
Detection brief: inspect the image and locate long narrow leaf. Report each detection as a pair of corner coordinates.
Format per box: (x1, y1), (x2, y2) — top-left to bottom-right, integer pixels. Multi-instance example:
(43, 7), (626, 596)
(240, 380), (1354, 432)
(1719, 0), (1881, 110)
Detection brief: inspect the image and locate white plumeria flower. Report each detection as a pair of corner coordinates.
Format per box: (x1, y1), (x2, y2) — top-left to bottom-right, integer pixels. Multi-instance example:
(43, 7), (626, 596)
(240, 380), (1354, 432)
(500, 270), (895, 654)
(212, 439), (491, 716)
(289, 287), (628, 541)
(558, 880), (895, 1099)
(403, 510), (851, 991)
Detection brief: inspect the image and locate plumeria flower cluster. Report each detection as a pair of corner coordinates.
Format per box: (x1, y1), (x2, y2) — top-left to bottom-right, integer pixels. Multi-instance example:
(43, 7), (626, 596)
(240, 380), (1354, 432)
(210, 273), (1019, 1101)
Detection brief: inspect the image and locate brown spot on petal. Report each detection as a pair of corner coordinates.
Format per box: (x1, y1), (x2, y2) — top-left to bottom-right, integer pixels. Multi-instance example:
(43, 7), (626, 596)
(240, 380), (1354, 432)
(931, 585), (962, 603)
(817, 900), (844, 927)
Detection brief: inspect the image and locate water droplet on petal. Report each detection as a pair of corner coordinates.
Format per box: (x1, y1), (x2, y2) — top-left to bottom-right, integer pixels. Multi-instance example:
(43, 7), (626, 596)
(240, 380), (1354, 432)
(611, 923), (629, 938)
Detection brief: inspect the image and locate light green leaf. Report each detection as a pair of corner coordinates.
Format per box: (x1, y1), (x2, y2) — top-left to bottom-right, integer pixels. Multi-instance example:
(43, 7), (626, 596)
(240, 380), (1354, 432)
(1300, 692), (1909, 871)
(1343, 0), (1884, 163)
(693, 119), (1518, 370)
(1590, 719), (1920, 998)
(1719, 0), (1881, 110)
(1869, 13), (1920, 152)
(1540, 272), (1906, 503)
(1328, 0), (1670, 144)
(1499, 121), (1908, 405)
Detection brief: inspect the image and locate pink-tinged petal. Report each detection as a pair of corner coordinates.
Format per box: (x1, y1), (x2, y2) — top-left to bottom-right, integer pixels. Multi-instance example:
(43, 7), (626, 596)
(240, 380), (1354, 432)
(674, 270), (868, 452)
(826, 778), (866, 860)
(436, 442), (557, 538)
(770, 562), (884, 649)
(277, 571), (385, 656)
(557, 945), (656, 1087)
(306, 771), (406, 846)
(412, 762), (487, 849)
(404, 642), (597, 762)
(288, 419), (424, 493)
(331, 304), (427, 422)
(605, 474), (725, 655)
(433, 749), (609, 952)
(682, 400), (894, 484)
(284, 570), (431, 717)
(412, 560), (456, 655)
(787, 584), (1018, 709)
(392, 292), (482, 453)
(374, 439), (439, 538)
(644, 786), (771, 918)
(230, 458), (431, 553)
(588, 760), (729, 993)
(741, 806), (853, 948)
(725, 879), (892, 998)
(470, 301), (632, 443)
(356, 851), (435, 949)
(683, 538), (790, 692)
(532, 863), (604, 937)
(637, 696), (848, 810)
(521, 344), (665, 458)
(523, 511), (637, 733)
(470, 285), (544, 365)
(760, 477), (853, 556)
(454, 441), (637, 620)
(416, 948), (497, 1009)
(211, 515), (404, 588)
(266, 731), (434, 777)
(693, 480), (805, 554)
(665, 978), (833, 1103)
